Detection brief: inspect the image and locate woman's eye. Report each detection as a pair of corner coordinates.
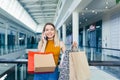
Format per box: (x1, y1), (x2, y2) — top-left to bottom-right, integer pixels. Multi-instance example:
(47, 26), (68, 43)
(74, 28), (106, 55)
(51, 29), (54, 31)
(45, 29), (49, 31)
(45, 28), (54, 31)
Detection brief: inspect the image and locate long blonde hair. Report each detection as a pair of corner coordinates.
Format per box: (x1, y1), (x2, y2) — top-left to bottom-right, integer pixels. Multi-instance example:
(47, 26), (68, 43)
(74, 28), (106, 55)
(39, 23), (60, 47)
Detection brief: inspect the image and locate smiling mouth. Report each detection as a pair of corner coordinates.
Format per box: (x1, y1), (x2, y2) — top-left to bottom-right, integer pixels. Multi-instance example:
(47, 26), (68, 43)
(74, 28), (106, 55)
(47, 34), (53, 36)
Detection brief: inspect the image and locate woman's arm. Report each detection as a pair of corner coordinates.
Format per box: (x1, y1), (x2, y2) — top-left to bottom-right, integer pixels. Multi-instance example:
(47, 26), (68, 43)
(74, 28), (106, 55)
(38, 41), (47, 52)
(38, 33), (47, 52)
(38, 41), (42, 51)
(59, 41), (66, 67)
(60, 41), (66, 53)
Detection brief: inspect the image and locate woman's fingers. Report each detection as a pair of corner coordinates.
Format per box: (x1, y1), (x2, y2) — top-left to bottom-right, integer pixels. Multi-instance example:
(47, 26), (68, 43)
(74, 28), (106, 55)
(72, 41), (78, 47)
(42, 33), (47, 43)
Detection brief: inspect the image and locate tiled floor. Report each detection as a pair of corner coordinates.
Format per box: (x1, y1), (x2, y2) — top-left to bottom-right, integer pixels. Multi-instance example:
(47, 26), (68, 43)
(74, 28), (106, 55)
(90, 66), (119, 80)
(27, 67), (119, 80)
(0, 66), (119, 80)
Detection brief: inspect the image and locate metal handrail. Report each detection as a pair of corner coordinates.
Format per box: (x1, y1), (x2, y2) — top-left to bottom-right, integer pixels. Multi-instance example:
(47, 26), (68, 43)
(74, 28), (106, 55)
(0, 59), (120, 66)
(83, 46), (120, 51)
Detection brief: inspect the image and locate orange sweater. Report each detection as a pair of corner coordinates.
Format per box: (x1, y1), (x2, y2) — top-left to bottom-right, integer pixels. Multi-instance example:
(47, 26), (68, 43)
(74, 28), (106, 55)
(45, 40), (60, 65)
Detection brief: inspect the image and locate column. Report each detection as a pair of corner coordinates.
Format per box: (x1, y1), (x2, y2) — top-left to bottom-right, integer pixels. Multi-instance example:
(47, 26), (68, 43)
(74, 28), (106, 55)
(62, 24), (66, 43)
(17, 32), (19, 45)
(25, 34), (27, 48)
(57, 29), (61, 40)
(72, 11), (79, 45)
(5, 22), (8, 46)
(83, 27), (86, 50)
(5, 22), (8, 54)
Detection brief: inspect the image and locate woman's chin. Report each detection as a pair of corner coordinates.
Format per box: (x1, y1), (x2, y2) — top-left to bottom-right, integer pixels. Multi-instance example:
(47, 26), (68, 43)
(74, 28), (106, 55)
(47, 36), (54, 38)
(48, 37), (54, 40)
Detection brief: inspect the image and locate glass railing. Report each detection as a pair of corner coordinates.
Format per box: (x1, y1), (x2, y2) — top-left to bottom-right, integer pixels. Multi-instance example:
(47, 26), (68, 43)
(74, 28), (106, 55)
(82, 46), (120, 79)
(0, 60), (120, 80)
(82, 46), (120, 61)
(0, 43), (38, 56)
(0, 46), (120, 80)
(0, 62), (28, 80)
(26, 44), (38, 49)
(0, 45), (26, 56)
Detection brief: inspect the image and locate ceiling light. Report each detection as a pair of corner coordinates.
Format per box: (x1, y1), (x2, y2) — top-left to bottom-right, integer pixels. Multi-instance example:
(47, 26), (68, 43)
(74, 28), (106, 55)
(105, 6), (108, 9)
(82, 13), (84, 15)
(105, 2), (108, 5)
(92, 10), (95, 13)
(95, 12), (97, 14)
(85, 8), (88, 10)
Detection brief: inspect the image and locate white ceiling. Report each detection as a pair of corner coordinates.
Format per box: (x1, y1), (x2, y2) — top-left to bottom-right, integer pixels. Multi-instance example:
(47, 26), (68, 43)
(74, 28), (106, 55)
(18, 0), (118, 30)
(65, 0), (117, 27)
(18, 0), (60, 25)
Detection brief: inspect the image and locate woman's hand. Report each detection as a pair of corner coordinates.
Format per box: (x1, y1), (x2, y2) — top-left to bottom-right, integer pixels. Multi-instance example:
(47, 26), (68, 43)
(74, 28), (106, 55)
(38, 33), (47, 52)
(72, 41), (78, 48)
(71, 41), (79, 51)
(41, 32), (47, 43)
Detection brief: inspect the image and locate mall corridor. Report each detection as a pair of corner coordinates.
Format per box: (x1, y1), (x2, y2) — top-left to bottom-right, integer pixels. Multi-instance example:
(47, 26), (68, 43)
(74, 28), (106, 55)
(0, 0), (120, 80)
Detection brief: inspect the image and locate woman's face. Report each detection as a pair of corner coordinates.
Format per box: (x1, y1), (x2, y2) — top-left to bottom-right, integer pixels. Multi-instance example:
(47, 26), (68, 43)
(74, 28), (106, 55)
(44, 25), (55, 39)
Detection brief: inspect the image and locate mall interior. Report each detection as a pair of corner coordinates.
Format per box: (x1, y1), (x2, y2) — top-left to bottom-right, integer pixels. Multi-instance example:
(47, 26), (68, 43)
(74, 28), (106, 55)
(0, 0), (120, 80)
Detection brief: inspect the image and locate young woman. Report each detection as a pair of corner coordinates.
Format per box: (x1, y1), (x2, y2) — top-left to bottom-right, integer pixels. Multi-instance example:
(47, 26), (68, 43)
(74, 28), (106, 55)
(34, 23), (66, 80)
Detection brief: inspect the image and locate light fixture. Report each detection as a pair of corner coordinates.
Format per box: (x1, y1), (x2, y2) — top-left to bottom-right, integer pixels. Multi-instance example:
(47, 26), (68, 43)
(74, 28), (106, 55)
(105, 6), (108, 9)
(82, 13), (84, 15)
(105, 1), (108, 5)
(95, 12), (97, 14)
(85, 8), (88, 10)
(92, 10), (95, 13)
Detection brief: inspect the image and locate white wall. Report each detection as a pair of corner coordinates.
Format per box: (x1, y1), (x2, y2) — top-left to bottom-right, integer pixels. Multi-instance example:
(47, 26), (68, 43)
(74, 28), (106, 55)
(102, 7), (120, 49)
(102, 6), (120, 56)
(0, 0), (37, 31)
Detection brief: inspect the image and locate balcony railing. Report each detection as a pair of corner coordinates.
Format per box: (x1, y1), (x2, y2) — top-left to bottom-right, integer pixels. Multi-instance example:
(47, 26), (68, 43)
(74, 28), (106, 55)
(0, 59), (120, 80)
(0, 46), (120, 80)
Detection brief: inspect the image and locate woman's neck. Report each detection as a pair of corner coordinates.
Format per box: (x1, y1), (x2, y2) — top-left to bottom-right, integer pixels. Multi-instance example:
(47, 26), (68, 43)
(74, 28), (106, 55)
(48, 38), (54, 40)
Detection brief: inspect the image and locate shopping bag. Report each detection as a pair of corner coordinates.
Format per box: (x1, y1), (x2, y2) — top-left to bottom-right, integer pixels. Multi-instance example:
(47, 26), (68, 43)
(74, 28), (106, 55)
(69, 51), (90, 80)
(58, 50), (70, 80)
(27, 51), (42, 74)
(34, 54), (56, 73)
